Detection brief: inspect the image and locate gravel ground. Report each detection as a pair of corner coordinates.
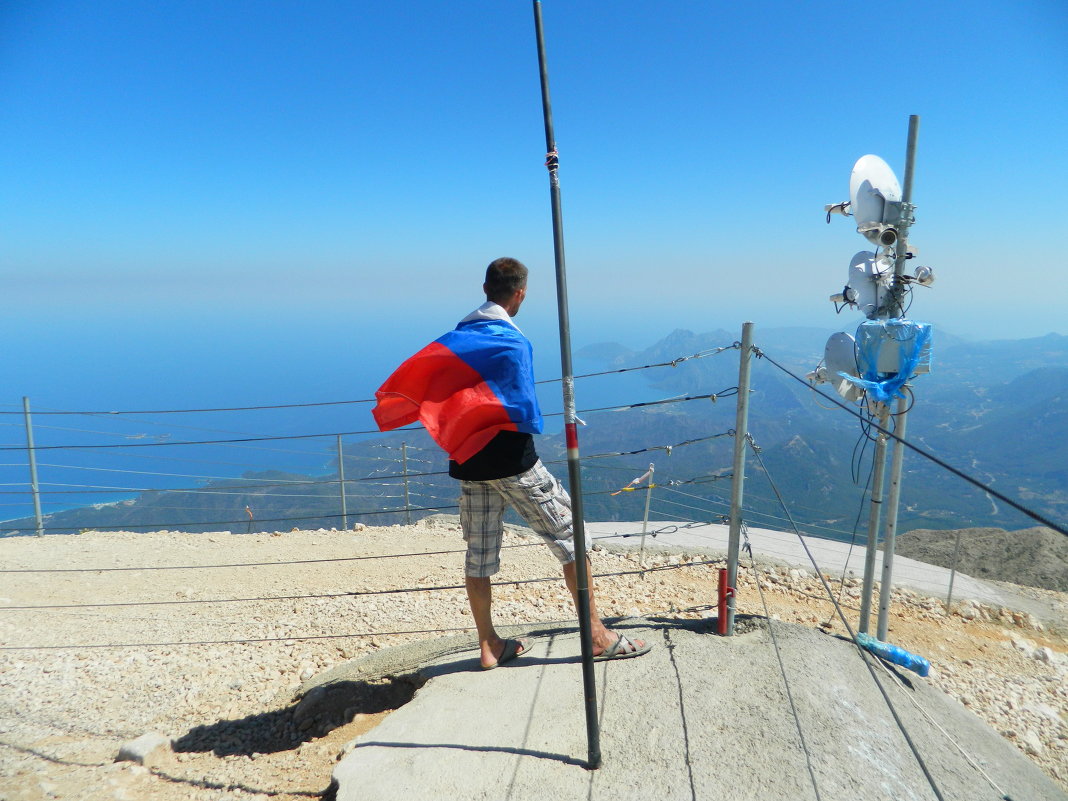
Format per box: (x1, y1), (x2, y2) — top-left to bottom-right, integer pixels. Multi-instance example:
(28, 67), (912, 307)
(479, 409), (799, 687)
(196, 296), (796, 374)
(0, 518), (1065, 800)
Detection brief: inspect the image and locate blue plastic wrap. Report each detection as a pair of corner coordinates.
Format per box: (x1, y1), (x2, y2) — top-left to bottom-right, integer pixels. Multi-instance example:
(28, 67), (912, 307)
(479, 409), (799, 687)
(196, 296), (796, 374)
(856, 632), (931, 677)
(840, 319), (932, 403)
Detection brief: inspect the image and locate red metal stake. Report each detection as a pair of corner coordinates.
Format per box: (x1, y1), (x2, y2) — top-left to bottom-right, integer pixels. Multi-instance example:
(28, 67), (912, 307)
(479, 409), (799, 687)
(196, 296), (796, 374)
(718, 568), (735, 635)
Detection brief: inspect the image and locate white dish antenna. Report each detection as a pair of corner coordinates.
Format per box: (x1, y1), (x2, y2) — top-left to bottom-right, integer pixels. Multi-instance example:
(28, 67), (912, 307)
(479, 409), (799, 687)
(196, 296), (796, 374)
(847, 251), (894, 319)
(823, 332), (864, 402)
(850, 155), (902, 247)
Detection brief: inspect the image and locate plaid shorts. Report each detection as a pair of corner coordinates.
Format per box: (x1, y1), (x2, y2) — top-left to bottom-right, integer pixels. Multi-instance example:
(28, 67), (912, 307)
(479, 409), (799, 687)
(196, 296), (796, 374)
(459, 460), (583, 577)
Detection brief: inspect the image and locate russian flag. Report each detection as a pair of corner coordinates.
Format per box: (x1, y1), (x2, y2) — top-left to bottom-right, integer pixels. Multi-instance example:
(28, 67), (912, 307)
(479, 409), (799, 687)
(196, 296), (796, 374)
(372, 319), (543, 463)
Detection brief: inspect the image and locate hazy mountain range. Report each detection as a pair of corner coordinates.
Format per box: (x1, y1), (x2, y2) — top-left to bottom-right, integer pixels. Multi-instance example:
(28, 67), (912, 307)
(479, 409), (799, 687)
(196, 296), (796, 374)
(6, 326), (1067, 542)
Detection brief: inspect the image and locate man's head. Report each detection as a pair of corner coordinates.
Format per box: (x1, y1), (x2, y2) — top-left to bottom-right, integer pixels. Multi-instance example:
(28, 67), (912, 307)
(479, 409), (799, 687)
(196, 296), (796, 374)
(484, 257), (528, 316)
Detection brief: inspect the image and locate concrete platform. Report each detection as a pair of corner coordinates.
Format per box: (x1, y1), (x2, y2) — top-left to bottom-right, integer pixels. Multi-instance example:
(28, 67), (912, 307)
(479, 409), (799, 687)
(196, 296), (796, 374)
(327, 618), (1065, 801)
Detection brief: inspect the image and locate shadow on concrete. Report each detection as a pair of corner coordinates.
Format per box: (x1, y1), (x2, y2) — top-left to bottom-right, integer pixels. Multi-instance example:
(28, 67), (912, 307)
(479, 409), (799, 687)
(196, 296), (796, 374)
(171, 674), (426, 757)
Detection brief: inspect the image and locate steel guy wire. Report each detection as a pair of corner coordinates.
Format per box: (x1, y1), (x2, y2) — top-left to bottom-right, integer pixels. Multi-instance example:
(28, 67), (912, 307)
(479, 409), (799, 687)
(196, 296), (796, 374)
(0, 392), (728, 452)
(0, 530), (715, 582)
(868, 654), (1013, 800)
(655, 496), (729, 518)
(1, 399), (378, 415)
(0, 467), (455, 495)
(0, 504), (461, 534)
(34, 463), (339, 483)
(744, 434), (947, 801)
(746, 535), (822, 801)
(0, 543), (482, 574)
(827, 446), (879, 626)
(0, 625), (478, 651)
(0, 344), (742, 418)
(0, 559), (724, 641)
(755, 347), (1068, 538)
(12, 485), (394, 500)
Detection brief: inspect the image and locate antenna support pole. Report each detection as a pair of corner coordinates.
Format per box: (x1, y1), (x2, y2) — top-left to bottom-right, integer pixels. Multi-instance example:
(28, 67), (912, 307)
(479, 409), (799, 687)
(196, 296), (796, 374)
(877, 391), (910, 640)
(876, 115), (920, 640)
(888, 115), (920, 314)
(725, 321), (755, 635)
(533, 0), (601, 770)
(858, 404), (890, 634)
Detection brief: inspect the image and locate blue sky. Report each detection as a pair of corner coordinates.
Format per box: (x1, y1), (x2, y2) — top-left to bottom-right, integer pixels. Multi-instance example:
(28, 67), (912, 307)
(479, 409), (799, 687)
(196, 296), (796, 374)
(3, 0), (1067, 409)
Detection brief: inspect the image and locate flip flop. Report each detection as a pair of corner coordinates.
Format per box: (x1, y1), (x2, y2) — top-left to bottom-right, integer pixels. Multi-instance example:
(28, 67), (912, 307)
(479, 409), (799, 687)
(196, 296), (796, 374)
(593, 634), (651, 662)
(482, 637), (532, 670)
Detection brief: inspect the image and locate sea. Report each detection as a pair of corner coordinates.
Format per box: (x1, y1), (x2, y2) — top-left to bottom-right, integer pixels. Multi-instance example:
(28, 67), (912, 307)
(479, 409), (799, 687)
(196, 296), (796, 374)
(0, 309), (665, 525)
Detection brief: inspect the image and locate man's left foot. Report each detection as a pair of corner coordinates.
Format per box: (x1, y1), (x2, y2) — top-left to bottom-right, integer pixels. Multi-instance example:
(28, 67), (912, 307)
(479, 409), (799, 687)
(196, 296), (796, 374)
(593, 634), (651, 661)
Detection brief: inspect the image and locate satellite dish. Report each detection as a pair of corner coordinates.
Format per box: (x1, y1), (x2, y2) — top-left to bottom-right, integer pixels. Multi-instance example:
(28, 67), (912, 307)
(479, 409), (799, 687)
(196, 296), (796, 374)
(850, 155), (901, 247)
(824, 332), (864, 402)
(847, 251), (893, 319)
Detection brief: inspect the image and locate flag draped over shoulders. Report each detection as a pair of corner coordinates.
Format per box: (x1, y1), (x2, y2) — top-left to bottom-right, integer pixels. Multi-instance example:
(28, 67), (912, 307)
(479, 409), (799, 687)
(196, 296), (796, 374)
(372, 318), (543, 464)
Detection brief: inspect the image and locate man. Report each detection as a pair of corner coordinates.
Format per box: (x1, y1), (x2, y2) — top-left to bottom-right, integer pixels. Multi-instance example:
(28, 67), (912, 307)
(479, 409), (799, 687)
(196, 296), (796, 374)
(374, 257), (650, 669)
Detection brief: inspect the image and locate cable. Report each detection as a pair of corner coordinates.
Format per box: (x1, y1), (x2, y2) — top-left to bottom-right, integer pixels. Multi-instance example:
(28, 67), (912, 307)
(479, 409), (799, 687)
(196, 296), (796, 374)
(0, 503), (460, 534)
(0, 427), (409, 452)
(0, 391), (733, 454)
(0, 343), (741, 417)
(0, 560), (722, 647)
(0, 432), (735, 533)
(4, 398), (379, 416)
(746, 539), (823, 801)
(869, 656), (1013, 800)
(0, 625), (477, 651)
(744, 435), (946, 801)
(825, 451), (877, 626)
(755, 348), (1068, 538)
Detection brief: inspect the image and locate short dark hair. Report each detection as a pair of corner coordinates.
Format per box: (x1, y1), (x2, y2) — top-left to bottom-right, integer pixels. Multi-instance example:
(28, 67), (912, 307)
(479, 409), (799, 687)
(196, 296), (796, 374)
(484, 257), (528, 303)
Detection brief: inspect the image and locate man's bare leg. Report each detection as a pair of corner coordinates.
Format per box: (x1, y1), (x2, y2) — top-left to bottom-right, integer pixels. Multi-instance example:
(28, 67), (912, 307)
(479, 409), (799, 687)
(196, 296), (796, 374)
(563, 558), (646, 655)
(466, 575), (527, 668)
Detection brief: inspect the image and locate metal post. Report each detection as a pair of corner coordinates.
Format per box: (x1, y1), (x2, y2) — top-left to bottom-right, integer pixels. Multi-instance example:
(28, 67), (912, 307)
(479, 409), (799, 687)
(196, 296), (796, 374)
(725, 322), (755, 635)
(533, 0), (600, 769)
(877, 391), (910, 640)
(945, 527), (964, 613)
(858, 404), (890, 634)
(22, 397), (44, 537)
(876, 115), (920, 640)
(401, 442), (412, 525)
(890, 115), (920, 312)
(337, 435), (348, 530)
(637, 463), (654, 573)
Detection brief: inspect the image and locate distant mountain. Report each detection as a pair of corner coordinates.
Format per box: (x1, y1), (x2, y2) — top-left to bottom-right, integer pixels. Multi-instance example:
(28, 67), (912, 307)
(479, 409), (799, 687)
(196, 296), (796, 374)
(897, 527), (1068, 592)
(6, 327), (1067, 541)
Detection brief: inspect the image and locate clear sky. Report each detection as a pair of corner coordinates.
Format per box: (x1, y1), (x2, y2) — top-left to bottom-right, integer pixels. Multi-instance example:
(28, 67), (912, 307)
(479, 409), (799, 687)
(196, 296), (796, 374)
(3, 1), (1067, 406)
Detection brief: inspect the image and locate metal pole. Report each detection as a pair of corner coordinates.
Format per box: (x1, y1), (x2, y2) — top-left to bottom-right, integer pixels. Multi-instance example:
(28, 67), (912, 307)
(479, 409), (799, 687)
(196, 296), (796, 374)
(402, 442), (412, 525)
(945, 527), (964, 613)
(337, 435), (348, 530)
(22, 397), (44, 537)
(858, 404), (890, 634)
(890, 115), (920, 312)
(637, 464), (654, 573)
(877, 391), (910, 640)
(876, 115), (920, 640)
(725, 322), (755, 635)
(533, 0), (600, 770)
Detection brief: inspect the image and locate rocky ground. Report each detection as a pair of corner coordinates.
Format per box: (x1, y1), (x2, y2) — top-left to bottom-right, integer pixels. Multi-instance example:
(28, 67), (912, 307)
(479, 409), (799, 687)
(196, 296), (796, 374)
(897, 526), (1068, 592)
(0, 519), (1065, 800)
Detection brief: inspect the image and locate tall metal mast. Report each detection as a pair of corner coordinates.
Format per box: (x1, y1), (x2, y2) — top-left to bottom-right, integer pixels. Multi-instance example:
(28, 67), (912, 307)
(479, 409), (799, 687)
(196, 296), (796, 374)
(532, 0), (601, 770)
